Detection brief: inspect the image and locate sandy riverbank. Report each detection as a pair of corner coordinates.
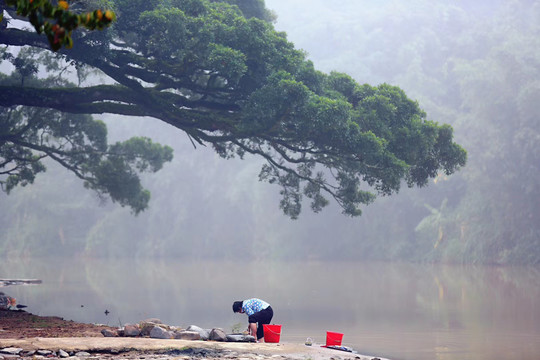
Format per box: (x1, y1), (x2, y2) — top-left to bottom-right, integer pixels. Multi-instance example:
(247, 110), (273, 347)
(0, 337), (388, 360)
(0, 310), (388, 360)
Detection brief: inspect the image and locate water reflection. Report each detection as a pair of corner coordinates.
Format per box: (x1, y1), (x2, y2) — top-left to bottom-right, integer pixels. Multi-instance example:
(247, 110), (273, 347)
(1, 259), (539, 360)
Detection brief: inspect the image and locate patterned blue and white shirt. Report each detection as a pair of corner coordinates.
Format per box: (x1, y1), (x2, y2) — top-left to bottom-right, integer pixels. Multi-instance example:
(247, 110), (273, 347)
(242, 298), (270, 316)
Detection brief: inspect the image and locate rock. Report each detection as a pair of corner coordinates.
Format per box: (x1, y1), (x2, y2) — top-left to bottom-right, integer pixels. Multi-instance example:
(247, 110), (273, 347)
(58, 349), (69, 358)
(209, 328), (227, 342)
(74, 351), (91, 357)
(0, 348), (22, 355)
(149, 325), (173, 339)
(139, 320), (164, 336)
(173, 330), (201, 340)
(37, 350), (53, 356)
(101, 328), (117, 337)
(139, 324), (153, 336)
(123, 324), (141, 337)
(226, 334), (256, 342)
(186, 325), (211, 340)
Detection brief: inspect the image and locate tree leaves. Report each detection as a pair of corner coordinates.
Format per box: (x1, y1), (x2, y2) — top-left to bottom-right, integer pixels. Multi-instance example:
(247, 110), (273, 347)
(0, 0), (467, 218)
(0, 105), (173, 214)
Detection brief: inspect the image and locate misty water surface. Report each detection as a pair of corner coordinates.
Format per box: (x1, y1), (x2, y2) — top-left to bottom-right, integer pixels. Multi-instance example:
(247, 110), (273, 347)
(2, 258), (539, 360)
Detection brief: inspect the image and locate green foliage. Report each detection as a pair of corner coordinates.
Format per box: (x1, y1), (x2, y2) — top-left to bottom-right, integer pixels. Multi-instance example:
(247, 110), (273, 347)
(0, 0), (465, 219)
(0, 104), (173, 214)
(2, 50), (38, 86)
(137, 6), (188, 58)
(207, 43), (248, 83)
(214, 0), (275, 22)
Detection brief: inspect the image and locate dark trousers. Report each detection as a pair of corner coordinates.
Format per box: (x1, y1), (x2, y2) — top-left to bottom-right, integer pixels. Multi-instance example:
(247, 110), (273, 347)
(248, 306), (274, 340)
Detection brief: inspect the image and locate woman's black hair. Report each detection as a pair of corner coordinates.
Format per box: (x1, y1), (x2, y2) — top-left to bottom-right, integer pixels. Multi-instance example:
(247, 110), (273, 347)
(232, 301), (243, 313)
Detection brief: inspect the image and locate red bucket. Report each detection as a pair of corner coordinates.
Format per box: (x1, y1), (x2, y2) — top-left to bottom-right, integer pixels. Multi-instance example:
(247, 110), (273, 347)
(326, 331), (343, 346)
(263, 324), (282, 343)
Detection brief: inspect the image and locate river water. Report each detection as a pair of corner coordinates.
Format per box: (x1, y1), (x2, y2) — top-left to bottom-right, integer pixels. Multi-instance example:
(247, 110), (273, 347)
(1, 258), (539, 360)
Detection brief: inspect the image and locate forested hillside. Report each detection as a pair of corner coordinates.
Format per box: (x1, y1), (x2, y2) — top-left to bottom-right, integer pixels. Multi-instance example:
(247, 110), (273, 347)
(1, 0), (539, 264)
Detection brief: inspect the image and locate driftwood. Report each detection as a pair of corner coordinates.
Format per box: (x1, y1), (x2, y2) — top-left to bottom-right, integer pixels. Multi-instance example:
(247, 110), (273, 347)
(0, 279), (42, 287)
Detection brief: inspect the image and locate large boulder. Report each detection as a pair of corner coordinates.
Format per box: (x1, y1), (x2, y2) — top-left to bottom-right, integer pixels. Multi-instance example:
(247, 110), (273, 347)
(173, 330), (201, 340)
(149, 326), (173, 339)
(139, 319), (164, 336)
(0, 348), (23, 355)
(58, 349), (70, 358)
(123, 324), (141, 337)
(186, 325), (210, 340)
(209, 328), (227, 342)
(101, 328), (117, 337)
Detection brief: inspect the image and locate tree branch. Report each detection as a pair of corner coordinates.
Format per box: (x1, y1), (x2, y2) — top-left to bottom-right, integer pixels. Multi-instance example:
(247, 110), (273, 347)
(0, 28), (50, 49)
(231, 139), (345, 205)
